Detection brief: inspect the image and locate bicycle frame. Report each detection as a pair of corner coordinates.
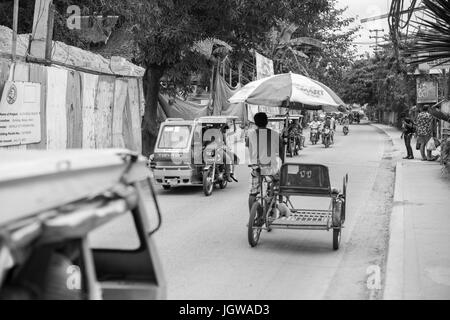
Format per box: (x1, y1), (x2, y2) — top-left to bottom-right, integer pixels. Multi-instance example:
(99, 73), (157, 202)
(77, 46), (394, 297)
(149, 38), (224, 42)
(253, 169), (280, 229)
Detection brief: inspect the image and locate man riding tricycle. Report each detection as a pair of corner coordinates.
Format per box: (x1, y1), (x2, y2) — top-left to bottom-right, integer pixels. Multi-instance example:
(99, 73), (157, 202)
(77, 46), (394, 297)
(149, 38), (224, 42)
(227, 72), (349, 251)
(246, 113), (348, 250)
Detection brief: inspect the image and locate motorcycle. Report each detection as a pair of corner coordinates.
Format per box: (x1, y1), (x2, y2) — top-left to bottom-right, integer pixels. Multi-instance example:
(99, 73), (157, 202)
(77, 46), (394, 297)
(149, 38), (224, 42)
(202, 146), (237, 196)
(287, 132), (300, 157)
(343, 125), (349, 136)
(322, 127), (332, 148)
(310, 128), (319, 145)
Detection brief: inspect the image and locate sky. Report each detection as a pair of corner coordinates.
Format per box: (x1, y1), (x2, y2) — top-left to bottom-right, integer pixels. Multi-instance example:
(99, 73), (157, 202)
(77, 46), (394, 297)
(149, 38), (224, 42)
(335, 0), (392, 55)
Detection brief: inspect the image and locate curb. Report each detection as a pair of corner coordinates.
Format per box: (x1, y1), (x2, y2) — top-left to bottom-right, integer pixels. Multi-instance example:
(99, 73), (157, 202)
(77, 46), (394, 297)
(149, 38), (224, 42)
(369, 123), (405, 300)
(383, 161), (405, 300)
(370, 123), (401, 151)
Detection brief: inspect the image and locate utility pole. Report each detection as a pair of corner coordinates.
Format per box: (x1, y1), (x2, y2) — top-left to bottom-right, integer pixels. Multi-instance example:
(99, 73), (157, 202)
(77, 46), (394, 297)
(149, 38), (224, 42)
(30, 0), (54, 61)
(11, 0), (19, 62)
(369, 29), (385, 52)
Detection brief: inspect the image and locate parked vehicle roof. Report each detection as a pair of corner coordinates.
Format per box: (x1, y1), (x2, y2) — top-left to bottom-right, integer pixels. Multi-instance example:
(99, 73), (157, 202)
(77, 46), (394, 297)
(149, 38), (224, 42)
(0, 149), (148, 223)
(0, 149), (136, 183)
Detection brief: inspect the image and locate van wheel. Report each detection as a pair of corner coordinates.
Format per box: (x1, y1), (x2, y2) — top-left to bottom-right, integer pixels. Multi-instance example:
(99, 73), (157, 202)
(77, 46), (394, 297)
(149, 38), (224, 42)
(162, 185), (171, 190)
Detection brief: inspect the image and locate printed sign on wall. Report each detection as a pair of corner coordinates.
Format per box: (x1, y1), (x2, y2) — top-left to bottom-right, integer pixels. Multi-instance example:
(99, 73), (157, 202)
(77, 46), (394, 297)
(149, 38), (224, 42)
(253, 52), (276, 117)
(0, 81), (41, 147)
(416, 78), (438, 104)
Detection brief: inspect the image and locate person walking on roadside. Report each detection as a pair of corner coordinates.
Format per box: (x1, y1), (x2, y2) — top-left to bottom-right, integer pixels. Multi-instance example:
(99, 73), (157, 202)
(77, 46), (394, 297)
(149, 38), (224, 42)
(401, 114), (415, 159)
(416, 105), (435, 161)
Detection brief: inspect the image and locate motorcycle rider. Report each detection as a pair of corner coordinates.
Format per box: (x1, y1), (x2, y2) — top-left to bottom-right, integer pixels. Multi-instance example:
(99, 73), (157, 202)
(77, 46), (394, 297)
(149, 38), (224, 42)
(204, 124), (235, 182)
(309, 116), (321, 143)
(342, 115), (350, 134)
(287, 119), (302, 153)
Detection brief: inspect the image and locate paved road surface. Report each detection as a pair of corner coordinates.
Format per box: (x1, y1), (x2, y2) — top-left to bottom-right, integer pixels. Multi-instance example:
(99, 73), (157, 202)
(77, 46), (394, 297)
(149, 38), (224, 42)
(90, 122), (396, 299)
(146, 122), (396, 300)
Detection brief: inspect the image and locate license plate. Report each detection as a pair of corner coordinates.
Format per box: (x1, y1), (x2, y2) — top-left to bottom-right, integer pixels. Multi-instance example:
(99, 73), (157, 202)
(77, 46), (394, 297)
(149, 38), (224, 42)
(167, 178), (178, 185)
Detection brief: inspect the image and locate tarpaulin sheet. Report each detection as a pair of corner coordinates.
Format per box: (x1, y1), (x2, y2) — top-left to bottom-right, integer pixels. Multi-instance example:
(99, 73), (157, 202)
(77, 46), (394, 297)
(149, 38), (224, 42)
(212, 76), (247, 122)
(158, 94), (208, 120)
(322, 104), (341, 113)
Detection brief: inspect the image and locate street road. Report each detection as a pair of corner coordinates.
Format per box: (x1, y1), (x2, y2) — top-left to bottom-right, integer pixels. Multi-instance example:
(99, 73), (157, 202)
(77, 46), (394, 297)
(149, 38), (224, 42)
(90, 122), (397, 300)
(149, 122), (397, 300)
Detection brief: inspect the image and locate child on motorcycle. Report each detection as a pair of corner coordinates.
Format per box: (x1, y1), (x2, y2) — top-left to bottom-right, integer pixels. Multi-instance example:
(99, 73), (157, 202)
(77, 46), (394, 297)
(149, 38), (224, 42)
(322, 116), (334, 144)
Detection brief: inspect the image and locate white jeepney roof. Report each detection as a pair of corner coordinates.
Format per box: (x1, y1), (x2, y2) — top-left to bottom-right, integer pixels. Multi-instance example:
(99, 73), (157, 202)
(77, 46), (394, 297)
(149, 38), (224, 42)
(0, 149), (133, 182)
(196, 116), (238, 124)
(0, 149), (148, 224)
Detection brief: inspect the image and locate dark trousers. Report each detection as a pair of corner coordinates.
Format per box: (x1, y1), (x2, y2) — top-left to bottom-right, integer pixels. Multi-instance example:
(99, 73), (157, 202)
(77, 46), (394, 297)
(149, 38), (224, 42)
(404, 134), (413, 158)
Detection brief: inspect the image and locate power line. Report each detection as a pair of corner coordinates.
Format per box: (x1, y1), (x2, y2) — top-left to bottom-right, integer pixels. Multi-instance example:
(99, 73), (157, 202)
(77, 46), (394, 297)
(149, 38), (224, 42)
(361, 5), (426, 23)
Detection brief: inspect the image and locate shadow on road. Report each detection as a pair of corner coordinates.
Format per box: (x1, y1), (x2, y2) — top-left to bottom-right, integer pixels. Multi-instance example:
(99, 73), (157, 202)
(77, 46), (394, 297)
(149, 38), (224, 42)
(247, 231), (338, 255)
(157, 186), (204, 196)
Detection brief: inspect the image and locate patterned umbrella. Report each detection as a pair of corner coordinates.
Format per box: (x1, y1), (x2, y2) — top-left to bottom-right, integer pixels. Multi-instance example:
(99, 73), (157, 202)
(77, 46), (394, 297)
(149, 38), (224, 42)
(229, 72), (343, 108)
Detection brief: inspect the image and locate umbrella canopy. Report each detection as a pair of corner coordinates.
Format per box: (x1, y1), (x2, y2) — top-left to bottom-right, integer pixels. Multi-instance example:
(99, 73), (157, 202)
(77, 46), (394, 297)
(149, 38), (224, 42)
(229, 72), (342, 108)
(311, 80), (345, 106)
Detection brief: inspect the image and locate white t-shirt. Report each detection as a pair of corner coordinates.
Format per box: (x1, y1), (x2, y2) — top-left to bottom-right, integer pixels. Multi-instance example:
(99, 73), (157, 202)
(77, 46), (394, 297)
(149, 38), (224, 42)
(309, 121), (321, 129)
(246, 128), (282, 175)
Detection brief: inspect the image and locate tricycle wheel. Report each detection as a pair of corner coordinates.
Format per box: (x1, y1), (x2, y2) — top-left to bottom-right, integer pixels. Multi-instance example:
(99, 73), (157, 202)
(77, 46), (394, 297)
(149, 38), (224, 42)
(162, 185), (171, 190)
(248, 202), (264, 247)
(203, 169), (214, 196)
(342, 174), (348, 223)
(332, 200), (342, 228)
(333, 228), (341, 250)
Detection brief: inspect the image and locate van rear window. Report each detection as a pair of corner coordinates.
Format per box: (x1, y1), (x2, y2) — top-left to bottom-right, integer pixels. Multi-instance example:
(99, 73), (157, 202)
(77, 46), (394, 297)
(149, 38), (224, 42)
(158, 126), (191, 149)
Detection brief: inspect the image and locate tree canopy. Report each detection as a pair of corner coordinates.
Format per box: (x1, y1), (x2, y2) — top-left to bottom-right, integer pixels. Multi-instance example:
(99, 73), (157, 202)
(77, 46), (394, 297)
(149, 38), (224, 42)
(0, 0), (360, 155)
(340, 45), (416, 121)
